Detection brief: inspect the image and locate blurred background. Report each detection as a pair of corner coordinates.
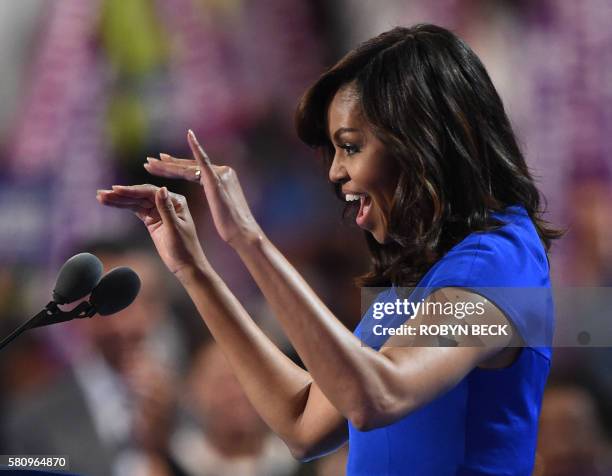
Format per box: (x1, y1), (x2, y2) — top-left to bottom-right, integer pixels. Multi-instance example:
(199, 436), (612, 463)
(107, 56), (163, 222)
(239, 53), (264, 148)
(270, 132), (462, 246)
(0, 1), (611, 475)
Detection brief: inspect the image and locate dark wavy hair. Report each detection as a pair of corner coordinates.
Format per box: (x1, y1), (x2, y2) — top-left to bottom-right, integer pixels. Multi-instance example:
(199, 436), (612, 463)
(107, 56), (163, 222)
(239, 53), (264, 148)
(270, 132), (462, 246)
(295, 24), (563, 287)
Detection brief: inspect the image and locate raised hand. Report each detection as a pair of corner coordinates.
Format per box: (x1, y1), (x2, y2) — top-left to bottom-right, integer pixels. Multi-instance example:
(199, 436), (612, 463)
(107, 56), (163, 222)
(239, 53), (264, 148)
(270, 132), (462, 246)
(144, 130), (263, 248)
(96, 184), (208, 277)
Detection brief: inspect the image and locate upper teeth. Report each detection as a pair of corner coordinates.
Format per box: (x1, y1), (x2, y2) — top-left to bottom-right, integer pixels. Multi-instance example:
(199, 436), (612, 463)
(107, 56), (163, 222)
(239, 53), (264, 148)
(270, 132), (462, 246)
(345, 193), (362, 202)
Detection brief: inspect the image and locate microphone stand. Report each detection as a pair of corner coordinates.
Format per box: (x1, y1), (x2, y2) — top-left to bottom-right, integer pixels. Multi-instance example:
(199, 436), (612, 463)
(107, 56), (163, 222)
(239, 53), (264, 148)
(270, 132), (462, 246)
(0, 301), (96, 352)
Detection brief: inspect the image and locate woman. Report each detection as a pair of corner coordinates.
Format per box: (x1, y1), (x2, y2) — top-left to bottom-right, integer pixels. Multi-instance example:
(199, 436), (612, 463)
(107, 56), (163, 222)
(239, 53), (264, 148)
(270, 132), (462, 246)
(97, 24), (562, 475)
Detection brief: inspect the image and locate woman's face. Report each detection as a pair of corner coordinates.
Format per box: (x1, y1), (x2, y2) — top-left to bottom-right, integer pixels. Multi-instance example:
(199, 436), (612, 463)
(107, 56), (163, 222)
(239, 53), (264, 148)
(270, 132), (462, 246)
(327, 85), (398, 243)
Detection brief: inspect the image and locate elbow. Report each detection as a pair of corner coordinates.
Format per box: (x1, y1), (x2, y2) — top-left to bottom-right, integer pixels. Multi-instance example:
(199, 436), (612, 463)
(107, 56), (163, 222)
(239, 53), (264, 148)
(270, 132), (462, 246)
(287, 441), (326, 462)
(282, 430), (324, 462)
(287, 443), (307, 462)
(348, 408), (380, 432)
(347, 392), (413, 432)
(288, 444), (315, 462)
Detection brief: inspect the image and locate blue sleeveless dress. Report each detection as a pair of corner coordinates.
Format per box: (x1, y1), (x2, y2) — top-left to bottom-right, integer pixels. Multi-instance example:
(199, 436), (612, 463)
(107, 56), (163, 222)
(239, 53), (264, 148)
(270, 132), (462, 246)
(348, 205), (554, 475)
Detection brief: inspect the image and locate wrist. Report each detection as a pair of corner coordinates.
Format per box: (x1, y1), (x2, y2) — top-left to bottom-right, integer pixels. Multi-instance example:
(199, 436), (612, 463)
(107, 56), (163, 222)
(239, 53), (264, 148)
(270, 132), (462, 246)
(230, 229), (266, 255)
(173, 259), (213, 286)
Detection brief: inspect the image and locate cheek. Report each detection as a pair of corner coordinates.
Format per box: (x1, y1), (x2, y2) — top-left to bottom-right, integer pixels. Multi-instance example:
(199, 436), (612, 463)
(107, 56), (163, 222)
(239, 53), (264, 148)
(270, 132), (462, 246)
(365, 147), (398, 191)
(380, 155), (400, 188)
(355, 159), (394, 190)
(371, 170), (398, 233)
(372, 170), (397, 212)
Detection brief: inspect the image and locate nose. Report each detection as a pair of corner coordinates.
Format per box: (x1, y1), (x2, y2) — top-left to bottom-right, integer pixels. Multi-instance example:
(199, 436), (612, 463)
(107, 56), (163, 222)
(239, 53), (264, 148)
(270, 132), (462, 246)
(328, 154), (348, 183)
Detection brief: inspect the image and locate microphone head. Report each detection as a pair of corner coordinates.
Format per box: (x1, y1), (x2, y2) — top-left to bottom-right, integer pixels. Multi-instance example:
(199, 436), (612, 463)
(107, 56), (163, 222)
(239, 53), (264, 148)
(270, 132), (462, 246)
(89, 267), (141, 316)
(53, 253), (104, 304)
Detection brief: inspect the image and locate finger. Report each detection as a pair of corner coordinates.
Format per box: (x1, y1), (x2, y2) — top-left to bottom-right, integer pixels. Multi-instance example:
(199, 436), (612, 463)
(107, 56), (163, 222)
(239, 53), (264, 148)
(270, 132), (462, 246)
(100, 196), (151, 220)
(101, 198), (149, 209)
(187, 129), (217, 185)
(102, 201), (143, 212)
(135, 208), (160, 225)
(110, 184), (159, 198)
(155, 186), (178, 225)
(148, 157), (197, 168)
(144, 159), (200, 182)
(106, 186), (182, 211)
(159, 153), (197, 165)
(97, 190), (153, 205)
(97, 196), (148, 215)
(187, 130), (213, 165)
(97, 191), (155, 208)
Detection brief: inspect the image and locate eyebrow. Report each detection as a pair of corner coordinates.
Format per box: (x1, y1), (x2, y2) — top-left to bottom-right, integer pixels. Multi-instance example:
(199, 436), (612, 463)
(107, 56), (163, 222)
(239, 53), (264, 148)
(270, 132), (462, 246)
(331, 127), (360, 142)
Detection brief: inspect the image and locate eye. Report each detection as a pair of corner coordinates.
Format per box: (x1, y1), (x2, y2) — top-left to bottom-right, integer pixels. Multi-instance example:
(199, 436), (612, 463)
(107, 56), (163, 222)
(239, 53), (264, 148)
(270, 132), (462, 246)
(339, 143), (360, 156)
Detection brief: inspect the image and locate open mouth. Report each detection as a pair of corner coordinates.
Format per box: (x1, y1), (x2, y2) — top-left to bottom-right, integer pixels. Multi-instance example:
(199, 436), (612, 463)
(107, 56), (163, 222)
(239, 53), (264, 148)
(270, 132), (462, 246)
(344, 193), (372, 228)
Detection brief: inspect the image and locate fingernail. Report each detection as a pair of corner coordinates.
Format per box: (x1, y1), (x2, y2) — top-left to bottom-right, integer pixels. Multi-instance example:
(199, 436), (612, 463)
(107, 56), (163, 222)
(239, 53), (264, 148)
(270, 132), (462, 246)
(160, 186), (168, 199)
(146, 157), (156, 163)
(159, 153), (171, 160)
(111, 185), (124, 190)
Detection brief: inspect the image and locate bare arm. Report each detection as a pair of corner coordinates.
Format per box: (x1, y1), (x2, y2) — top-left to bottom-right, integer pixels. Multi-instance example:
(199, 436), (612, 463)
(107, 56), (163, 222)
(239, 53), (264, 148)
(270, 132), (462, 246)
(176, 264), (348, 459)
(151, 131), (518, 431)
(96, 184), (346, 459)
(232, 235), (515, 430)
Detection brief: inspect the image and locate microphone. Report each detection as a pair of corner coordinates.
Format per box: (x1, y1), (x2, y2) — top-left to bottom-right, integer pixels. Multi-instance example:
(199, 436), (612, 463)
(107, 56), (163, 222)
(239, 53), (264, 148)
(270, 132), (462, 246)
(0, 254), (141, 351)
(52, 252), (104, 304)
(90, 267), (141, 316)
